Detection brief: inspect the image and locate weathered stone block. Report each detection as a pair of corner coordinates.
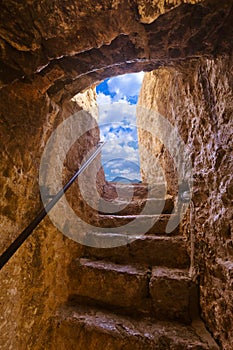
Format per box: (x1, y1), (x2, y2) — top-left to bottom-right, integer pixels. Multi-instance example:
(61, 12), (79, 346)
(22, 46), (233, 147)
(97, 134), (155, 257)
(69, 258), (149, 313)
(83, 234), (190, 268)
(150, 267), (193, 323)
(97, 214), (180, 235)
(44, 303), (216, 350)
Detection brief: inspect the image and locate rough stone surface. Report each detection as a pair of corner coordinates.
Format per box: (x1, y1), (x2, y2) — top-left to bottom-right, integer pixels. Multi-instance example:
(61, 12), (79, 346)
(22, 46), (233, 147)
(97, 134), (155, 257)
(136, 0), (203, 23)
(0, 1), (232, 349)
(137, 56), (233, 349)
(0, 85), (101, 349)
(62, 182), (218, 348)
(69, 258), (150, 315)
(0, 0), (232, 97)
(69, 258), (196, 322)
(99, 196), (174, 215)
(72, 87), (98, 120)
(150, 267), (194, 323)
(83, 234), (190, 268)
(96, 213), (180, 235)
(41, 303), (217, 350)
(137, 70), (180, 195)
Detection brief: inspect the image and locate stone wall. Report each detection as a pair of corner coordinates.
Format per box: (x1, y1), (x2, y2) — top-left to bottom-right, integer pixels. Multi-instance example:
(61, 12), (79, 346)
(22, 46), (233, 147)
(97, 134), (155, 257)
(1, 0), (232, 98)
(0, 82), (103, 349)
(0, 1), (232, 349)
(137, 56), (233, 349)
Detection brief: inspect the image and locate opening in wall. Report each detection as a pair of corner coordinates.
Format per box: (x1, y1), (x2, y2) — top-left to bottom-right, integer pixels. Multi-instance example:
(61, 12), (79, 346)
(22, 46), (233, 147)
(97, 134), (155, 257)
(96, 72), (144, 183)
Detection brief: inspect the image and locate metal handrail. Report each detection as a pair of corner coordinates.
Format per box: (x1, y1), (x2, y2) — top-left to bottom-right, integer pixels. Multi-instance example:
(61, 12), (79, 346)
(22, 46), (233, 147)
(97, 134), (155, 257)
(0, 141), (105, 270)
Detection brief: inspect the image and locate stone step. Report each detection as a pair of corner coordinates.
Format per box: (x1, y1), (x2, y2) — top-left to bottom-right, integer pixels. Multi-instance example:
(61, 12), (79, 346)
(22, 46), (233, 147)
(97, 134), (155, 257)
(149, 266), (197, 324)
(103, 182), (167, 201)
(69, 258), (150, 317)
(82, 234), (190, 268)
(69, 258), (195, 323)
(47, 303), (218, 350)
(98, 197), (174, 215)
(95, 214), (180, 235)
(102, 182), (148, 201)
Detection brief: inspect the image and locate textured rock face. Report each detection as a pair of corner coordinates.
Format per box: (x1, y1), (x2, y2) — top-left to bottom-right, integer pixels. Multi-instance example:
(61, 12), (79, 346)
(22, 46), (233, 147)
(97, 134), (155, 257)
(137, 56), (233, 349)
(0, 0), (232, 97)
(72, 87), (98, 120)
(137, 0), (203, 23)
(0, 85), (103, 349)
(42, 304), (215, 350)
(0, 0), (232, 349)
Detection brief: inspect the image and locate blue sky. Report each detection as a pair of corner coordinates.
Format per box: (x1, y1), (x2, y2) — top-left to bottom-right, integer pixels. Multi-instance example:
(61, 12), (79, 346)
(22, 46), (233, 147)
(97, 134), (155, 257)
(96, 72), (144, 182)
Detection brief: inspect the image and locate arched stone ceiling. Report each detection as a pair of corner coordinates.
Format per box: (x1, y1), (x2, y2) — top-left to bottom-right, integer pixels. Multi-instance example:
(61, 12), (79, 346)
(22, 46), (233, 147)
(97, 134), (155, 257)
(0, 0), (232, 102)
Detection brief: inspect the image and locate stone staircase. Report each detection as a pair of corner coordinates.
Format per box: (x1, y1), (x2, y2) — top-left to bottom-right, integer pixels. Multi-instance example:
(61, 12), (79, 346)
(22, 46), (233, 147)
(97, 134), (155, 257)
(46, 183), (219, 349)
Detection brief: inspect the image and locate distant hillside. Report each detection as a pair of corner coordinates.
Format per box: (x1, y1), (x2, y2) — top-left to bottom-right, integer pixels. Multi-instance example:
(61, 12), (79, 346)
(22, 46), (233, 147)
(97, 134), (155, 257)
(112, 176), (141, 183)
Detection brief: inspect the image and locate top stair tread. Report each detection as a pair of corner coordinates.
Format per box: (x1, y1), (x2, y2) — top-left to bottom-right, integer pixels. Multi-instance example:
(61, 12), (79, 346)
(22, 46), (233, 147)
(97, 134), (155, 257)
(103, 182), (167, 200)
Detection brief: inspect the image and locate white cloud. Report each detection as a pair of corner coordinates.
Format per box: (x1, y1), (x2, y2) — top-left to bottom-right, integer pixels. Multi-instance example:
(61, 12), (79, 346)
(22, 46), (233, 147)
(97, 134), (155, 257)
(107, 72), (144, 102)
(98, 102), (140, 170)
(98, 101), (137, 125)
(96, 92), (112, 105)
(106, 165), (141, 181)
(96, 73), (144, 182)
(102, 141), (140, 164)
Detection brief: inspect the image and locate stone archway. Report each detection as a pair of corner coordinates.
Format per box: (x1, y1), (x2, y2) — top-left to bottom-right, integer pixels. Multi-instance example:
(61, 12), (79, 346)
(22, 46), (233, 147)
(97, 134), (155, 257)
(0, 1), (232, 349)
(0, 0), (232, 96)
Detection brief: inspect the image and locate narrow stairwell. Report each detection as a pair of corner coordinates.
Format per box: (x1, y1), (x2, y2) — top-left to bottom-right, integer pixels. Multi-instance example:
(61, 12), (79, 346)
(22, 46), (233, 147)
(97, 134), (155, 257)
(46, 183), (219, 350)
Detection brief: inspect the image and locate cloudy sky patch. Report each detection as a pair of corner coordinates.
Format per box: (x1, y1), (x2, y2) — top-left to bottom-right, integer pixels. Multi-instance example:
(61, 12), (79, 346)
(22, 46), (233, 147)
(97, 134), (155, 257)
(96, 72), (144, 182)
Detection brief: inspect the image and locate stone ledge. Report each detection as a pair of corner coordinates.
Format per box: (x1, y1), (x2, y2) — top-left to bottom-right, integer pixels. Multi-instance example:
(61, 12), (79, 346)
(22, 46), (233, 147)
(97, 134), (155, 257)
(96, 213), (180, 235)
(45, 303), (216, 350)
(69, 258), (150, 313)
(83, 234), (190, 268)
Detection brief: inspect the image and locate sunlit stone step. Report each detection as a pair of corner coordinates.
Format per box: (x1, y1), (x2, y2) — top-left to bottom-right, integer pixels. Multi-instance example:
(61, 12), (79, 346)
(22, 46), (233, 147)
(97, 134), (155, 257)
(98, 196), (174, 215)
(69, 258), (195, 323)
(82, 233), (189, 268)
(95, 213), (180, 235)
(102, 182), (167, 201)
(149, 266), (196, 324)
(47, 303), (218, 350)
(69, 258), (150, 316)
